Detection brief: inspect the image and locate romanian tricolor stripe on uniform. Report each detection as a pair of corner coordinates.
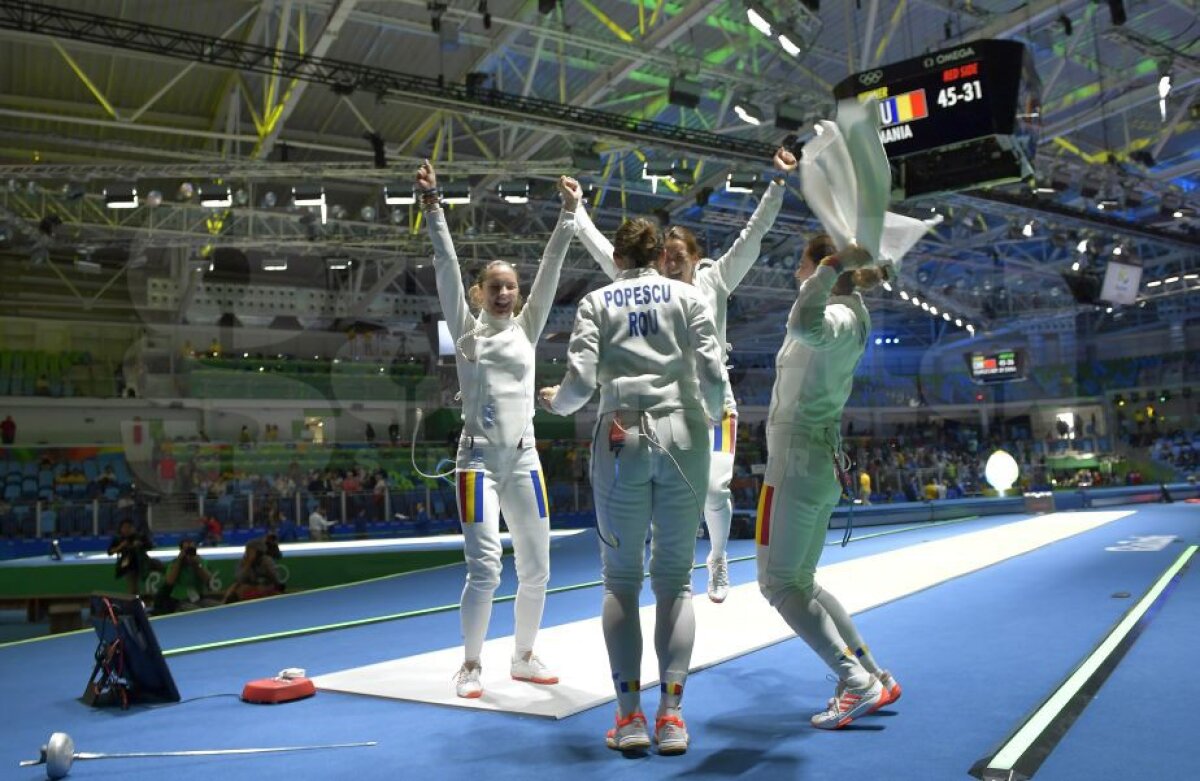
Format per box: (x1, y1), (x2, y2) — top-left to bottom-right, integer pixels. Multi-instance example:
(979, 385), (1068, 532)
(618, 679), (640, 693)
(660, 682), (684, 696)
(756, 484), (775, 546)
(529, 470), (549, 519)
(712, 410), (737, 454)
(457, 470), (484, 525)
(880, 89), (928, 126)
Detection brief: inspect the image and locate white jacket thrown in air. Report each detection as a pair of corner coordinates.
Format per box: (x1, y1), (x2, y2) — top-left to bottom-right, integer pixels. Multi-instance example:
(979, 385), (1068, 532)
(549, 267), (727, 421)
(429, 208), (575, 448)
(767, 264), (870, 433)
(572, 180), (785, 360)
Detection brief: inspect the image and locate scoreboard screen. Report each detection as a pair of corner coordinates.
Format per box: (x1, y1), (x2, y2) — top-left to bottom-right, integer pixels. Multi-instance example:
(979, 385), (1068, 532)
(966, 349), (1026, 384)
(833, 39), (1041, 164)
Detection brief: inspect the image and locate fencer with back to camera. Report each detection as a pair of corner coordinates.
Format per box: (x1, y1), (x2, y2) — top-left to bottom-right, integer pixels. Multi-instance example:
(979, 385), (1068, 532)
(539, 217), (727, 755)
(573, 146), (797, 603)
(418, 159), (581, 699)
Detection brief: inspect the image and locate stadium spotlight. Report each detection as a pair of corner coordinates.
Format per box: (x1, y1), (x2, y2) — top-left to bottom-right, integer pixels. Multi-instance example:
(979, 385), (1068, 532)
(104, 184), (138, 209)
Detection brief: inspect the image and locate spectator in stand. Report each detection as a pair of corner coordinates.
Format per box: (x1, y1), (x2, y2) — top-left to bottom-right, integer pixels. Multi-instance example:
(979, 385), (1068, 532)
(158, 451), (177, 495)
(388, 418), (401, 446)
(223, 539), (284, 603)
(0, 414), (15, 444)
(107, 519), (155, 594)
(152, 538), (220, 614)
(365, 423), (376, 444)
(858, 469), (872, 505)
(309, 502), (333, 541)
(200, 514), (223, 546)
(239, 425), (254, 445)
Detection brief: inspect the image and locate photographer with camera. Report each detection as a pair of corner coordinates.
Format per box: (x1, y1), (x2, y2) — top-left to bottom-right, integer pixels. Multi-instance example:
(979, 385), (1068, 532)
(152, 538), (220, 614)
(222, 538), (285, 603)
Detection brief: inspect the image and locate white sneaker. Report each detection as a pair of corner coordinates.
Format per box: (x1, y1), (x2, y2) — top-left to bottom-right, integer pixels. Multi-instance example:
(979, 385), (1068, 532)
(654, 713), (689, 755)
(510, 653), (559, 685)
(706, 554), (729, 603)
(811, 676), (884, 729)
(454, 663), (483, 699)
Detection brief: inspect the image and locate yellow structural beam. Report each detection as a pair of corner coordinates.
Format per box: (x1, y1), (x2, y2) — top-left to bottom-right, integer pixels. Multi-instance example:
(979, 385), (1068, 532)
(578, 0), (635, 43)
(51, 39), (118, 119)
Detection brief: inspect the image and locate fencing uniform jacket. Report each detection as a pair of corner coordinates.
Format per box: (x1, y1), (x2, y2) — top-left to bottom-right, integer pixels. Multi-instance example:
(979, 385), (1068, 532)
(548, 267), (726, 420)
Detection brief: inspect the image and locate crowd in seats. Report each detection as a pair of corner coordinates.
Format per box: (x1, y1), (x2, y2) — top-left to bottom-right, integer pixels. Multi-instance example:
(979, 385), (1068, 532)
(180, 355), (432, 402)
(0, 349), (117, 398)
(1149, 431), (1198, 474)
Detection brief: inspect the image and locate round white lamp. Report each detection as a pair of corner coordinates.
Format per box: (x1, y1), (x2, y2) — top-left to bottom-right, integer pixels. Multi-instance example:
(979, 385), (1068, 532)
(985, 449), (1020, 496)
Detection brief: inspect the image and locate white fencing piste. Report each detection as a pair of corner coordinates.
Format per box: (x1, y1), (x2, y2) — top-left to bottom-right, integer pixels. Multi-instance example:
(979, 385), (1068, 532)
(312, 510), (1134, 719)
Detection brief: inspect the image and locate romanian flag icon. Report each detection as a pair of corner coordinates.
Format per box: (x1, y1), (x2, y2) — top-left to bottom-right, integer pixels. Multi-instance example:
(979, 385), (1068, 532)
(756, 484), (775, 546)
(660, 682), (685, 696)
(457, 470), (484, 525)
(713, 410), (737, 454)
(879, 89), (928, 126)
(618, 679), (640, 693)
(530, 470), (549, 519)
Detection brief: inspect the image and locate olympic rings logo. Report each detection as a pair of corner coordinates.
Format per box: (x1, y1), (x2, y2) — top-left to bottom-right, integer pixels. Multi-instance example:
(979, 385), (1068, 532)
(858, 70), (883, 86)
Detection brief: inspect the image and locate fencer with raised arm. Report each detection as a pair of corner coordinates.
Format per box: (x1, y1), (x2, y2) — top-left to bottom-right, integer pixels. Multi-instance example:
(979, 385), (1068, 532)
(573, 147), (796, 602)
(756, 236), (901, 730)
(539, 218), (726, 754)
(419, 160), (580, 699)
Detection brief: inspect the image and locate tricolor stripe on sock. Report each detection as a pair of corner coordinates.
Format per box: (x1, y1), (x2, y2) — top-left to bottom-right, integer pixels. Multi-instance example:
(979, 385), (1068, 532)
(617, 679), (640, 693)
(660, 682), (684, 696)
(756, 484), (775, 546)
(457, 470), (484, 524)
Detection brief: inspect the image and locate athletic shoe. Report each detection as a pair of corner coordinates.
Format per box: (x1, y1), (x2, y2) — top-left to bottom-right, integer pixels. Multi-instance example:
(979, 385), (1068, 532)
(811, 676), (885, 730)
(654, 714), (689, 755)
(877, 670), (902, 706)
(605, 710), (651, 751)
(706, 554), (729, 603)
(454, 663), (483, 699)
(510, 654), (559, 685)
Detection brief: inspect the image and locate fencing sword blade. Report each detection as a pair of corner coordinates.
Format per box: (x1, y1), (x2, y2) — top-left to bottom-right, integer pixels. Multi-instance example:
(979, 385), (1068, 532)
(72, 741), (378, 761)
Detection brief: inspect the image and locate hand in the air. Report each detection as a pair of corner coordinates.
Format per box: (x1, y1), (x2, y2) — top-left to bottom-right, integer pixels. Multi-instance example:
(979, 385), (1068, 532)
(558, 177), (582, 213)
(774, 146), (798, 173)
(416, 159), (437, 192)
(538, 386), (559, 412)
(835, 243), (873, 271)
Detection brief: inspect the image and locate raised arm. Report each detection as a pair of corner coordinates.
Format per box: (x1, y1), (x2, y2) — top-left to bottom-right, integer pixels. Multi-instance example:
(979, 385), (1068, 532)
(542, 296), (601, 415)
(520, 176), (581, 341)
(685, 293), (729, 421)
(787, 261), (864, 350)
(710, 147), (795, 294)
(418, 160), (472, 341)
(573, 202), (619, 280)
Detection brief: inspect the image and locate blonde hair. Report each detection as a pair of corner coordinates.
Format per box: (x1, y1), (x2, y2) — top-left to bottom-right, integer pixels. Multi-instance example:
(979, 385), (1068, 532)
(467, 260), (523, 314)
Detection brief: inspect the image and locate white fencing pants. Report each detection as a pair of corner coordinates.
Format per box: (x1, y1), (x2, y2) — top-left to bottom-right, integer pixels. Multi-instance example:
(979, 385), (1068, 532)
(755, 427), (870, 687)
(455, 438), (551, 664)
(704, 408), (737, 561)
(591, 409), (709, 715)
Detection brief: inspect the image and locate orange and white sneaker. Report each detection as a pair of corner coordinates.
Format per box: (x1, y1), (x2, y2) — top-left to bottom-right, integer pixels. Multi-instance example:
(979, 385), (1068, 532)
(605, 710), (651, 751)
(877, 670), (902, 707)
(510, 654), (559, 685)
(811, 676), (885, 730)
(654, 714), (689, 755)
(454, 663), (483, 699)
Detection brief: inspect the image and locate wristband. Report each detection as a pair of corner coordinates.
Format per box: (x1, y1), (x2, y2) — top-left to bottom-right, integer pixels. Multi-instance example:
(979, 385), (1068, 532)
(419, 189), (441, 212)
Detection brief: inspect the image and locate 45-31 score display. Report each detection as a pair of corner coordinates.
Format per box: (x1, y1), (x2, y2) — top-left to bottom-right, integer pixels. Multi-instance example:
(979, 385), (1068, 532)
(835, 40), (1037, 159)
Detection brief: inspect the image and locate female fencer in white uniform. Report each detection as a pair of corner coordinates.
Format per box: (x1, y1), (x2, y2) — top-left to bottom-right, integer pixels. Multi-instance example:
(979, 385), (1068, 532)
(419, 161), (581, 698)
(756, 235), (901, 729)
(572, 148), (795, 603)
(539, 219), (726, 754)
